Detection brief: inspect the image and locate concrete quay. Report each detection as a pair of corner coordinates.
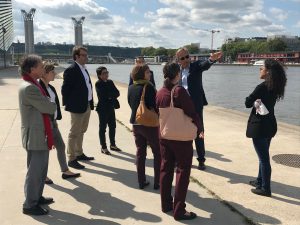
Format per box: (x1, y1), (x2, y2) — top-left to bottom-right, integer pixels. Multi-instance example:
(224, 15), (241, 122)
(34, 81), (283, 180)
(0, 66), (299, 225)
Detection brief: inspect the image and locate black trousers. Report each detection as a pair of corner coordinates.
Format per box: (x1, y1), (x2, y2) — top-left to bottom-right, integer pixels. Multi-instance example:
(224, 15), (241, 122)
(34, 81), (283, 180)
(195, 109), (205, 162)
(97, 108), (116, 148)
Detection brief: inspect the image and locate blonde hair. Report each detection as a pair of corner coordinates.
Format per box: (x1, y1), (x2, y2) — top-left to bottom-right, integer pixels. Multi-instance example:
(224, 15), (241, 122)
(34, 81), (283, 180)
(43, 61), (55, 74)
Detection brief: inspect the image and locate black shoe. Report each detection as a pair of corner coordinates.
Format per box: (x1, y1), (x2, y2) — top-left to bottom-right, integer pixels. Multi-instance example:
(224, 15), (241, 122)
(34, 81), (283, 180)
(139, 181), (150, 189)
(62, 173), (80, 180)
(110, 145), (122, 152)
(23, 205), (48, 215)
(175, 211), (197, 221)
(249, 180), (261, 188)
(101, 148), (111, 155)
(154, 183), (160, 190)
(45, 177), (53, 185)
(198, 162), (206, 170)
(68, 160), (85, 169)
(77, 153), (95, 161)
(251, 188), (271, 197)
(38, 196), (54, 205)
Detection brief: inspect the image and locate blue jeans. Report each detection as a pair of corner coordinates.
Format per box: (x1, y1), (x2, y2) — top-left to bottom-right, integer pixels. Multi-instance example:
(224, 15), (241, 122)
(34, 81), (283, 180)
(252, 138), (272, 193)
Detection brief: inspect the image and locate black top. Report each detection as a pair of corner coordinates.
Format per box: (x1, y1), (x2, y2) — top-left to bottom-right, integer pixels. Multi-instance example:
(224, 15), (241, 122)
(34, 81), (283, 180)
(39, 79), (62, 120)
(95, 79), (120, 111)
(61, 63), (94, 113)
(127, 83), (157, 124)
(245, 82), (277, 138)
(186, 60), (213, 112)
(129, 70), (156, 88)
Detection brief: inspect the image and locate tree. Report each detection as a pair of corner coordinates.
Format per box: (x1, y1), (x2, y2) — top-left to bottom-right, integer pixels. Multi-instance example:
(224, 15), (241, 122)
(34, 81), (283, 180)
(154, 47), (168, 56)
(184, 44), (200, 54)
(267, 38), (287, 52)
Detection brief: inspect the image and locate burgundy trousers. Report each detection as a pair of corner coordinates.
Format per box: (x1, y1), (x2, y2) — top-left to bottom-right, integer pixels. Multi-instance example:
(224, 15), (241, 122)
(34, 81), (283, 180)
(132, 125), (161, 186)
(159, 138), (193, 219)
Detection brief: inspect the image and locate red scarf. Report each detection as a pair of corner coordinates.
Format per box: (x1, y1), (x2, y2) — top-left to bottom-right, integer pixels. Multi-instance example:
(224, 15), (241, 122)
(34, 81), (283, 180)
(22, 74), (54, 150)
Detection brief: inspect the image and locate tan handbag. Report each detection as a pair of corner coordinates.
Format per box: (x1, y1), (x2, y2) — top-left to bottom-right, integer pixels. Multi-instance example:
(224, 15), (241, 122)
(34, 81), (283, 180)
(159, 85), (197, 141)
(135, 84), (159, 127)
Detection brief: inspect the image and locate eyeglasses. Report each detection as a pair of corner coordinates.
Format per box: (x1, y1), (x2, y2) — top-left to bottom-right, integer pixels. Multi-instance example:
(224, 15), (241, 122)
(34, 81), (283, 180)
(179, 55), (189, 61)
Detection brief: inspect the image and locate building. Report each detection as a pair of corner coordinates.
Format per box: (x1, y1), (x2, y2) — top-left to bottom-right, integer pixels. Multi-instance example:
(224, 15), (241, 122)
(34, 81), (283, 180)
(0, 0), (13, 67)
(237, 51), (300, 64)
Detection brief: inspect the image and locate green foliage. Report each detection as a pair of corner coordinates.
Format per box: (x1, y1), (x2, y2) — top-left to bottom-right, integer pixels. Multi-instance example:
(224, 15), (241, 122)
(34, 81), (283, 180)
(221, 38), (288, 61)
(184, 44), (200, 54)
(141, 46), (176, 56)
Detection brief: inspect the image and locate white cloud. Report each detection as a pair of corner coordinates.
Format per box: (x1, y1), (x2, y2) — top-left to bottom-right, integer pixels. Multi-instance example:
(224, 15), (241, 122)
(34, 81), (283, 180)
(130, 6), (138, 14)
(270, 7), (288, 21)
(11, 0), (299, 48)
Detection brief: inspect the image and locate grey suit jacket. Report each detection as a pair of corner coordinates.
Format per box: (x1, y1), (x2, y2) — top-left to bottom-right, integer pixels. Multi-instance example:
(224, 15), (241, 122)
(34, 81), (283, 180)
(19, 81), (56, 151)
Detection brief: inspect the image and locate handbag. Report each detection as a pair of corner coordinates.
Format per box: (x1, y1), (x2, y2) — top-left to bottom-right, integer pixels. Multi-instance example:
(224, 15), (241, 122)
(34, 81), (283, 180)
(159, 85), (197, 141)
(135, 84), (159, 127)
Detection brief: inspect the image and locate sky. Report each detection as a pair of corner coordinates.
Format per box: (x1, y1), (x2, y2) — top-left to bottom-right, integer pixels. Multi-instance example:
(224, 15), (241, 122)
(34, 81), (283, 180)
(12, 0), (300, 49)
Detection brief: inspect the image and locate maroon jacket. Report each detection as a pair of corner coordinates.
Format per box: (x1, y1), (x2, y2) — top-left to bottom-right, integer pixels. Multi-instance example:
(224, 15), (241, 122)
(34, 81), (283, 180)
(156, 81), (203, 134)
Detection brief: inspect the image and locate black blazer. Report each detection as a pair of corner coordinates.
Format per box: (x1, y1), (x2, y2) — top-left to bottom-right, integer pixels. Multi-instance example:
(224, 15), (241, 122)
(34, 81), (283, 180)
(245, 82), (277, 138)
(61, 62), (94, 113)
(95, 79), (120, 112)
(186, 60), (213, 112)
(39, 79), (62, 120)
(129, 70), (156, 88)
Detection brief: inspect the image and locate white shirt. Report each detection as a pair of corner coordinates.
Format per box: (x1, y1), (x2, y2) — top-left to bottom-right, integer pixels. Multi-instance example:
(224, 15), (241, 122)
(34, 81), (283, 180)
(75, 61), (93, 101)
(46, 86), (57, 120)
(181, 67), (189, 90)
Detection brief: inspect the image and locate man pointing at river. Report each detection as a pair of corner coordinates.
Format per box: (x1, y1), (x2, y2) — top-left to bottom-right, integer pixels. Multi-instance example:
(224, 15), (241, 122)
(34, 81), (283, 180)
(176, 48), (222, 170)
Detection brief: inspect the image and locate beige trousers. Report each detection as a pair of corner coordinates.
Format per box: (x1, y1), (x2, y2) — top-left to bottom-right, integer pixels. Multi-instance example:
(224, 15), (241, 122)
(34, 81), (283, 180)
(67, 107), (91, 161)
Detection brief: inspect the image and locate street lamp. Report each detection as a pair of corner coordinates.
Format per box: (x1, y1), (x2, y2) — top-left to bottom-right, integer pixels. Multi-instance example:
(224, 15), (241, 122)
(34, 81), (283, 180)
(2, 25), (6, 68)
(210, 30), (220, 52)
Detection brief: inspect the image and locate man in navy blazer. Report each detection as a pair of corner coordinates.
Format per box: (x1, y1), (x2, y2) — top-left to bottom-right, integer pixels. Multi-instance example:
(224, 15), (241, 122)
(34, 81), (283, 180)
(176, 47), (222, 170)
(62, 46), (95, 170)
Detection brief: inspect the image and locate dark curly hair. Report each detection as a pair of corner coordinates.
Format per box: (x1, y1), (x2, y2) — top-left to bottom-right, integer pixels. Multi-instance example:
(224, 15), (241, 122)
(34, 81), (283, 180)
(163, 62), (180, 80)
(264, 59), (287, 101)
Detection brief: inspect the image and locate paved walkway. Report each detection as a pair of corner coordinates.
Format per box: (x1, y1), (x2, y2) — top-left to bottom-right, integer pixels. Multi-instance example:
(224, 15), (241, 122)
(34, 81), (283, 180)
(0, 66), (299, 225)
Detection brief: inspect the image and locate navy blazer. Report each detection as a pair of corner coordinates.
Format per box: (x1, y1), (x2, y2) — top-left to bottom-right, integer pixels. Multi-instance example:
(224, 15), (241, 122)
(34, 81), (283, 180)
(61, 62), (94, 113)
(245, 82), (277, 138)
(186, 60), (213, 112)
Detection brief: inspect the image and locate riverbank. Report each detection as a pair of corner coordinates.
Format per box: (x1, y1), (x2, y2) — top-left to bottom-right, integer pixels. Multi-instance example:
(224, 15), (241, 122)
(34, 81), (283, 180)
(0, 67), (299, 225)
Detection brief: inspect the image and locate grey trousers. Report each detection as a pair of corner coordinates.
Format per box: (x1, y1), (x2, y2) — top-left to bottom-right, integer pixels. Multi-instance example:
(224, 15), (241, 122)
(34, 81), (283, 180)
(67, 107), (91, 161)
(23, 150), (49, 209)
(52, 120), (68, 172)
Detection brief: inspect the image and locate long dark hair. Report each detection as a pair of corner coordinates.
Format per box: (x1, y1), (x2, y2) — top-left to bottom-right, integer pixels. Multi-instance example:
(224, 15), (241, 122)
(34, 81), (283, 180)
(264, 59), (287, 101)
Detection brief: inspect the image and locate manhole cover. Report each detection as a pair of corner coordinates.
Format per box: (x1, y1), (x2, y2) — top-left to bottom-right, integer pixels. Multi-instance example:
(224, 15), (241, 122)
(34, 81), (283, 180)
(272, 154), (300, 168)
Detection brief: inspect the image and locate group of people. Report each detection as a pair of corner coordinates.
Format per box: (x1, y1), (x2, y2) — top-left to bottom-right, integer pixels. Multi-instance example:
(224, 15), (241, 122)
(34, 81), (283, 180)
(19, 45), (286, 221)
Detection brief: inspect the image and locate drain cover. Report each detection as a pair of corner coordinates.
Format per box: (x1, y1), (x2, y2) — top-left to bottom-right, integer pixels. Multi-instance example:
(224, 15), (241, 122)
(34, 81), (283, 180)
(272, 154), (300, 168)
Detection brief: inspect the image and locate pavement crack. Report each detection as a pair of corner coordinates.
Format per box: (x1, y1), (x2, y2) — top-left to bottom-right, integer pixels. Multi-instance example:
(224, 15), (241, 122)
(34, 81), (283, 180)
(0, 110), (18, 152)
(190, 176), (258, 225)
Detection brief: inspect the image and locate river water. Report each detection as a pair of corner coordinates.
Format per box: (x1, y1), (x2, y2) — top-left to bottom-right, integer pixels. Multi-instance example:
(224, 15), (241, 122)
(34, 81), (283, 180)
(60, 64), (300, 126)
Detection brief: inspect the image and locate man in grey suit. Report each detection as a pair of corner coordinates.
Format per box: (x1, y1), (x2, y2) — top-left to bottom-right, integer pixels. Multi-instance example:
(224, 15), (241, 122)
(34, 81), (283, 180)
(19, 55), (56, 215)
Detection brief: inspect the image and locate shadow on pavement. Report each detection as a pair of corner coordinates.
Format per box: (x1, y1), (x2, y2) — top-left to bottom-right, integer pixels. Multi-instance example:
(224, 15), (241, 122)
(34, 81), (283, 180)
(50, 179), (161, 223)
(197, 165), (300, 206)
(187, 190), (281, 225)
(32, 208), (121, 225)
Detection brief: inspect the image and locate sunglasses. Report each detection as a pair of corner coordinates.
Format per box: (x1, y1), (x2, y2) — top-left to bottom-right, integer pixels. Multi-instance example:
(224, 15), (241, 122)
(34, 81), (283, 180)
(179, 55), (189, 61)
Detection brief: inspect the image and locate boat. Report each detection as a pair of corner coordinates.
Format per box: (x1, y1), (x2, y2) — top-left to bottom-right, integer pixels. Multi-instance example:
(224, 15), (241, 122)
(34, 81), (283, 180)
(253, 60), (264, 66)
